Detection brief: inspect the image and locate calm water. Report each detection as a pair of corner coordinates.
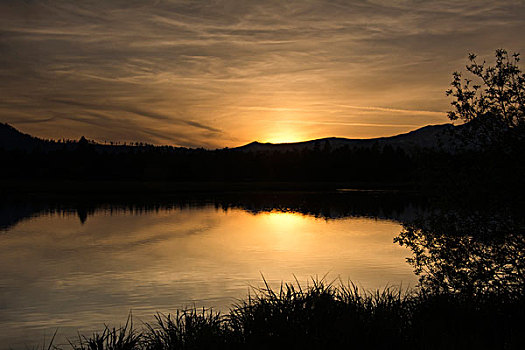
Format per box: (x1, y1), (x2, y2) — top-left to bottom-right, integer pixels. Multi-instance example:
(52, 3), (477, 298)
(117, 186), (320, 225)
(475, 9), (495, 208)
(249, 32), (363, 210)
(0, 194), (420, 349)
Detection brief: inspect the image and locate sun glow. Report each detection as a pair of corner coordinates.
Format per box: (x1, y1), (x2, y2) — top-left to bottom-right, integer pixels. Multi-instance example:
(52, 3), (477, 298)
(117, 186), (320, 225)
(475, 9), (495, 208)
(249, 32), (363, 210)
(263, 126), (305, 144)
(261, 211), (311, 252)
(265, 211), (307, 230)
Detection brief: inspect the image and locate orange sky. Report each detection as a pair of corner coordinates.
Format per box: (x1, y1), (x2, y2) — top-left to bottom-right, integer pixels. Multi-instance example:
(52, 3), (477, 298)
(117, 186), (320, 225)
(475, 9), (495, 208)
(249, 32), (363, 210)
(1, 1), (524, 148)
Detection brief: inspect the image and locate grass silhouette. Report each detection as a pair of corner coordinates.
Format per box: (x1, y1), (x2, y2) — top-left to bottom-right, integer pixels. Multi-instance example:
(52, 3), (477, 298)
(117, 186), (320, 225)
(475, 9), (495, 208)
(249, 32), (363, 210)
(38, 278), (525, 349)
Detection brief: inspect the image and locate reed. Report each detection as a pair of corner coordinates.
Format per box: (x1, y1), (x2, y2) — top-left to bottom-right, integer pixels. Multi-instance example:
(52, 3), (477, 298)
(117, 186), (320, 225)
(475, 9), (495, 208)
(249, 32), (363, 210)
(38, 278), (525, 350)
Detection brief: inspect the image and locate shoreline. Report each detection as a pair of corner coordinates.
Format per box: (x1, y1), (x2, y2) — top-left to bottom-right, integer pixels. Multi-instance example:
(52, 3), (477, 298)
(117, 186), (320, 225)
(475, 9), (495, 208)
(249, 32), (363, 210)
(0, 179), (415, 197)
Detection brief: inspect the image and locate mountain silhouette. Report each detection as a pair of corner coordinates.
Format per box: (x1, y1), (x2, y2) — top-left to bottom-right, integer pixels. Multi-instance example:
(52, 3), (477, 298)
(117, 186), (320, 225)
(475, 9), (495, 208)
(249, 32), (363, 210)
(0, 122), (179, 154)
(1, 122), (459, 153)
(0, 122), (48, 151)
(0, 121), (521, 193)
(235, 124), (457, 153)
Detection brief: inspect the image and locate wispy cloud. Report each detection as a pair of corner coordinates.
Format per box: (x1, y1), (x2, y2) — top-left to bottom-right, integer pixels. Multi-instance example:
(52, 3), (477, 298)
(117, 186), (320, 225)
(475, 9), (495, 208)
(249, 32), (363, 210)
(0, 0), (524, 147)
(50, 98), (222, 133)
(268, 120), (421, 128)
(333, 105), (446, 116)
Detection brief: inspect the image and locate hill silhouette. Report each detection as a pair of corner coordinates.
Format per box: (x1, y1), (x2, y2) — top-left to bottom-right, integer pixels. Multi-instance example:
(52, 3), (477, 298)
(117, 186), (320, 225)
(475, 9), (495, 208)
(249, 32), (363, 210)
(0, 122), (48, 151)
(0, 121), (522, 196)
(0, 122), (186, 154)
(1, 122), (457, 154)
(236, 124), (457, 153)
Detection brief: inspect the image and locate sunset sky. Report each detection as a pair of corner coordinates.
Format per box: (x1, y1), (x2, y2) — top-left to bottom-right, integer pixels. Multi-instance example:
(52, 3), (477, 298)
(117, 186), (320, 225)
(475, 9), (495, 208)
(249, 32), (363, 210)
(1, 0), (524, 148)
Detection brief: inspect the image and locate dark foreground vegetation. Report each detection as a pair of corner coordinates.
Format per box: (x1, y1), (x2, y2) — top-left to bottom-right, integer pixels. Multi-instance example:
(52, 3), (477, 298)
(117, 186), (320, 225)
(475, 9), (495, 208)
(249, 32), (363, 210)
(39, 280), (523, 350)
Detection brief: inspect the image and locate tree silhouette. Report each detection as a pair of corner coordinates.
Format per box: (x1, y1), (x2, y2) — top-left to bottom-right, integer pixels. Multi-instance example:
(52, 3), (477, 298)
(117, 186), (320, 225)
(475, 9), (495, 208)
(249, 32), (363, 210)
(446, 49), (525, 147)
(395, 210), (525, 296)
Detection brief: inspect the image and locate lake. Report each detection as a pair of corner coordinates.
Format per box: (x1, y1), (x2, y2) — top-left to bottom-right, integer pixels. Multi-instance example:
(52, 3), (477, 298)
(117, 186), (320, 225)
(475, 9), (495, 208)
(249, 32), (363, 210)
(0, 192), (422, 349)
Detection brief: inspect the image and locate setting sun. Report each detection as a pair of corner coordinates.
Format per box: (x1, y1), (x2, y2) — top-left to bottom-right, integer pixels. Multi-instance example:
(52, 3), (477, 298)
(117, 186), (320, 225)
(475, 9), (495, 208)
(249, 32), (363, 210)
(263, 126), (305, 144)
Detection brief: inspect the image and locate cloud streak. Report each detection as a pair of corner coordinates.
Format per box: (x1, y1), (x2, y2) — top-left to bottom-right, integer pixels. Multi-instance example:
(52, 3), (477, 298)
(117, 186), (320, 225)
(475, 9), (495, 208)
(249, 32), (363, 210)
(50, 98), (222, 133)
(0, 0), (524, 147)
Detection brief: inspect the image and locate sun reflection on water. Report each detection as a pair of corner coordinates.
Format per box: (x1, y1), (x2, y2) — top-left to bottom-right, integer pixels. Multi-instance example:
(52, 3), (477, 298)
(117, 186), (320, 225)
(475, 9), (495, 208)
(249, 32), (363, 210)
(0, 206), (417, 349)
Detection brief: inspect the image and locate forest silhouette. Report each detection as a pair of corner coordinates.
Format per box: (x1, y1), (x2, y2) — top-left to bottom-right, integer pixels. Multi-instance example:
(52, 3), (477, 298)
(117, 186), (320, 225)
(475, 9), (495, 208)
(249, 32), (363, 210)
(1, 51), (524, 197)
(1, 120), (522, 200)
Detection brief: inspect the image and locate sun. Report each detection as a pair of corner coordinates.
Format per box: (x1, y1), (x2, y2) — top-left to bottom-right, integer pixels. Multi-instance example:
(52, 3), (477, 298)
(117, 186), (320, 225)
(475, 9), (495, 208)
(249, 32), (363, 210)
(263, 127), (304, 144)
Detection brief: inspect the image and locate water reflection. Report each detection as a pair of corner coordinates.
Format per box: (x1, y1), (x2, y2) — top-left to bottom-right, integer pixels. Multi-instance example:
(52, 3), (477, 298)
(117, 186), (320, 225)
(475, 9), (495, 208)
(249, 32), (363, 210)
(5, 192), (520, 348)
(0, 191), (424, 231)
(0, 193), (420, 349)
(395, 209), (525, 295)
